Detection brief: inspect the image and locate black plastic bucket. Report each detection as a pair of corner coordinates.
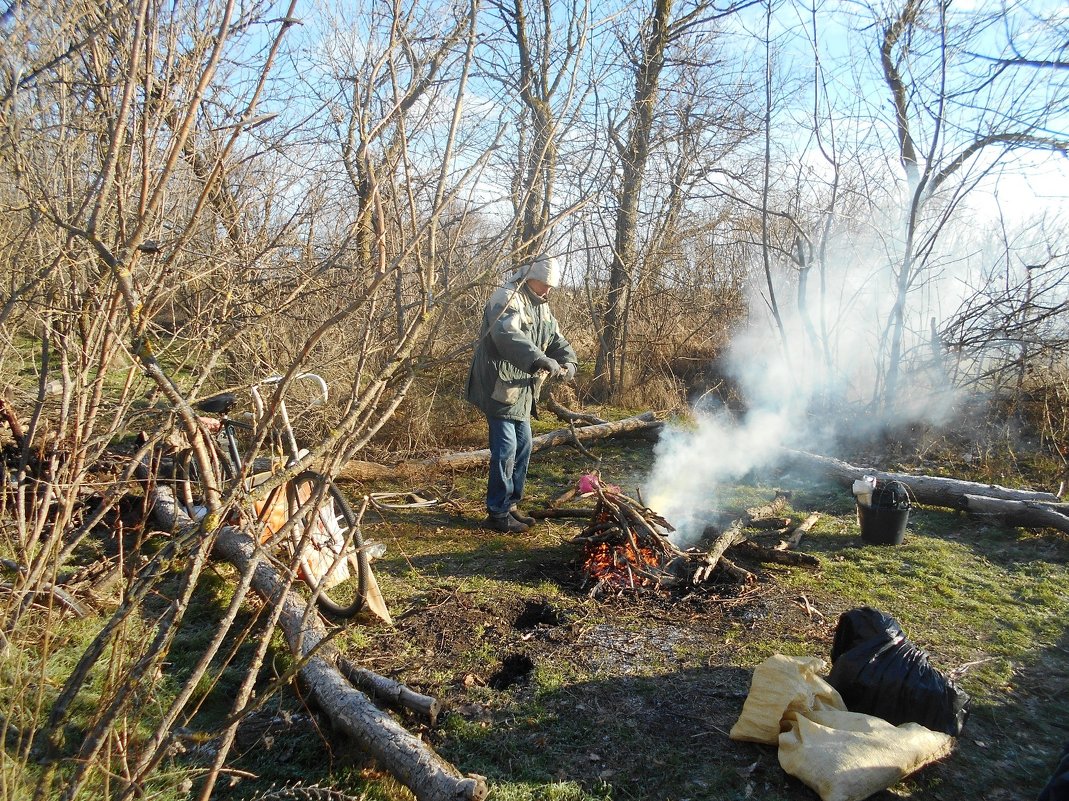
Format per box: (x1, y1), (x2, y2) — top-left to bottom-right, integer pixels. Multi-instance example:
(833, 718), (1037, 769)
(857, 480), (911, 545)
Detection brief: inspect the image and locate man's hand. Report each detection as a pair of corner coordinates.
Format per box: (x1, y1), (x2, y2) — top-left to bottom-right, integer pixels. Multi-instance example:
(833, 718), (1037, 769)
(530, 356), (562, 376)
(562, 362), (577, 381)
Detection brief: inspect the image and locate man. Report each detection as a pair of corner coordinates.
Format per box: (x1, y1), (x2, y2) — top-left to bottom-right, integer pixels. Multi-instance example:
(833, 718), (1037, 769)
(466, 253), (577, 533)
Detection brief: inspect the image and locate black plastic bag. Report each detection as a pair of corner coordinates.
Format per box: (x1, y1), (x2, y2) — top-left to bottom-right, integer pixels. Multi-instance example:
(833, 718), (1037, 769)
(827, 607), (970, 736)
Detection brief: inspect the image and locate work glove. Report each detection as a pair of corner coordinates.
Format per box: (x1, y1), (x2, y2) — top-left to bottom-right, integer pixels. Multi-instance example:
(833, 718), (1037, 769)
(562, 362), (577, 381)
(530, 356), (562, 376)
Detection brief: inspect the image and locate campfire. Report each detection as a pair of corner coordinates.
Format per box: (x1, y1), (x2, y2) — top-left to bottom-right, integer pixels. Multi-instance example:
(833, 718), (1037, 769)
(572, 474), (691, 596)
(568, 473), (821, 597)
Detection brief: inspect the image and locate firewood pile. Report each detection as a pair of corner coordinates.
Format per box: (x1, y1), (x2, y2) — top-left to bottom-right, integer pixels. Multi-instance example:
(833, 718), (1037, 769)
(567, 474), (821, 598)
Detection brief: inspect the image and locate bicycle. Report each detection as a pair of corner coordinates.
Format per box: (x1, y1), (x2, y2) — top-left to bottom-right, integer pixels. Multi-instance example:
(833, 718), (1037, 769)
(170, 374), (374, 621)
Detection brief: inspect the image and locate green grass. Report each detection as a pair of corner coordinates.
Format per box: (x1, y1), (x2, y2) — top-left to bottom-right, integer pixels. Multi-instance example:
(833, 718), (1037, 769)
(337, 446), (1068, 801)
(9, 433), (1068, 801)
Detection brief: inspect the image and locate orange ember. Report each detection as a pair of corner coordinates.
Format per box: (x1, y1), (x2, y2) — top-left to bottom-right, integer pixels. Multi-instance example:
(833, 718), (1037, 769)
(582, 540), (663, 589)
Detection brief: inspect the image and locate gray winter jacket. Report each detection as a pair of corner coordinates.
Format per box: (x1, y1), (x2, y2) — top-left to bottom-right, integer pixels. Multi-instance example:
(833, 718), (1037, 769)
(465, 280), (577, 421)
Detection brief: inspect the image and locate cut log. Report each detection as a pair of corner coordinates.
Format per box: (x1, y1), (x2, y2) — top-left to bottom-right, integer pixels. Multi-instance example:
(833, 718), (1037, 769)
(339, 412), (664, 481)
(784, 450), (1061, 508)
(962, 495), (1069, 534)
(148, 482), (486, 801)
(337, 657), (441, 724)
(701, 522), (750, 571)
(743, 492), (792, 522)
(785, 513), (821, 549)
(746, 517), (792, 530)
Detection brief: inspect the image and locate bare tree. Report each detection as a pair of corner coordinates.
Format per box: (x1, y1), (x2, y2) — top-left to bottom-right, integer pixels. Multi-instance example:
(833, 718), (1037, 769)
(874, 0), (1068, 407)
(481, 0), (592, 263)
(0, 1), (504, 798)
(591, 0), (759, 400)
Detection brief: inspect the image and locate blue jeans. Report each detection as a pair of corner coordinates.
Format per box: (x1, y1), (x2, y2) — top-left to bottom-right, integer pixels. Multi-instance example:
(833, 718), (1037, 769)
(486, 416), (532, 517)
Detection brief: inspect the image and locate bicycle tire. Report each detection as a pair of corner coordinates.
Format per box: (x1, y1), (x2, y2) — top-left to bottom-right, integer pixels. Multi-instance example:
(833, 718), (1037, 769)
(286, 471), (369, 619)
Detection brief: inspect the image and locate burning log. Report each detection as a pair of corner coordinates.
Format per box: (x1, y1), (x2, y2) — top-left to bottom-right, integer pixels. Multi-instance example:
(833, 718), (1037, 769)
(579, 486), (680, 595)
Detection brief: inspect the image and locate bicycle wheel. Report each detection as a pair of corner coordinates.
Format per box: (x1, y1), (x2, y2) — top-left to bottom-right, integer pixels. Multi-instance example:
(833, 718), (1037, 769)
(286, 471), (369, 619)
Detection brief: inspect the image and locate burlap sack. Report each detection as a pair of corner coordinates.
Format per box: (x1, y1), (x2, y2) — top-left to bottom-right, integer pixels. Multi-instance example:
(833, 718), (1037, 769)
(777, 708), (954, 801)
(729, 654), (847, 744)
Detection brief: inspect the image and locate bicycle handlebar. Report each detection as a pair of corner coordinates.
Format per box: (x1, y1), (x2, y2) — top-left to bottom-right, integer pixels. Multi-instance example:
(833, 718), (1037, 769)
(257, 373), (329, 406)
(248, 373), (330, 465)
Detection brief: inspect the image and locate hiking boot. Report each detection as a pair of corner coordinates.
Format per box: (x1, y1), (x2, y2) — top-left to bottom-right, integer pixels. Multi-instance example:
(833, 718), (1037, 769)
(509, 506), (536, 526)
(485, 513), (529, 534)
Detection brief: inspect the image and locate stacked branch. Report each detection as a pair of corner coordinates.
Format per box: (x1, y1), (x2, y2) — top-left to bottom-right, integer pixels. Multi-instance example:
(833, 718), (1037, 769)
(571, 479), (821, 596)
(574, 486), (681, 595)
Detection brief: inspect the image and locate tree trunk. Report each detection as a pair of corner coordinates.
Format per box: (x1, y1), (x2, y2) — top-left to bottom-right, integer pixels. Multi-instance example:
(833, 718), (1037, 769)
(594, 0), (674, 399)
(962, 494), (1069, 533)
(784, 449), (1063, 513)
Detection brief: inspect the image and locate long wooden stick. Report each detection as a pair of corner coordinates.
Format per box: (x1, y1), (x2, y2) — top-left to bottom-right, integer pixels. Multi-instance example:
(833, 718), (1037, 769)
(148, 481), (485, 801)
(339, 411), (665, 480)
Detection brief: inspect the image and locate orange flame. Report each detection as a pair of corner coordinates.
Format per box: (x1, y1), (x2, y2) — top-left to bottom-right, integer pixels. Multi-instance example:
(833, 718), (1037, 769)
(583, 540), (663, 589)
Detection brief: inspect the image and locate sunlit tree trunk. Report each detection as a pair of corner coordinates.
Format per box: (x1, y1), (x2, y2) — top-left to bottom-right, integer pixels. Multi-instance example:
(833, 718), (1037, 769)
(594, 0), (673, 399)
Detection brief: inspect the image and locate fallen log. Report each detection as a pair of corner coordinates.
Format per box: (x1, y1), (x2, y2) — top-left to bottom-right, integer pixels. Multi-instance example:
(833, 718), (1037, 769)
(962, 495), (1069, 534)
(148, 483), (486, 801)
(212, 530), (486, 801)
(732, 540), (821, 568)
(784, 450), (1061, 508)
(339, 411), (664, 481)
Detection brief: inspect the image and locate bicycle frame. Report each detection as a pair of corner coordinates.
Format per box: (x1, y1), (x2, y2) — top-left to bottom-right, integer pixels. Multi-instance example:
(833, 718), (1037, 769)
(182, 373), (373, 620)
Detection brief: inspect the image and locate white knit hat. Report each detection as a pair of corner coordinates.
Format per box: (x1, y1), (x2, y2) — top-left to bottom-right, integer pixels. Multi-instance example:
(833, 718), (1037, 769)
(524, 253), (561, 287)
